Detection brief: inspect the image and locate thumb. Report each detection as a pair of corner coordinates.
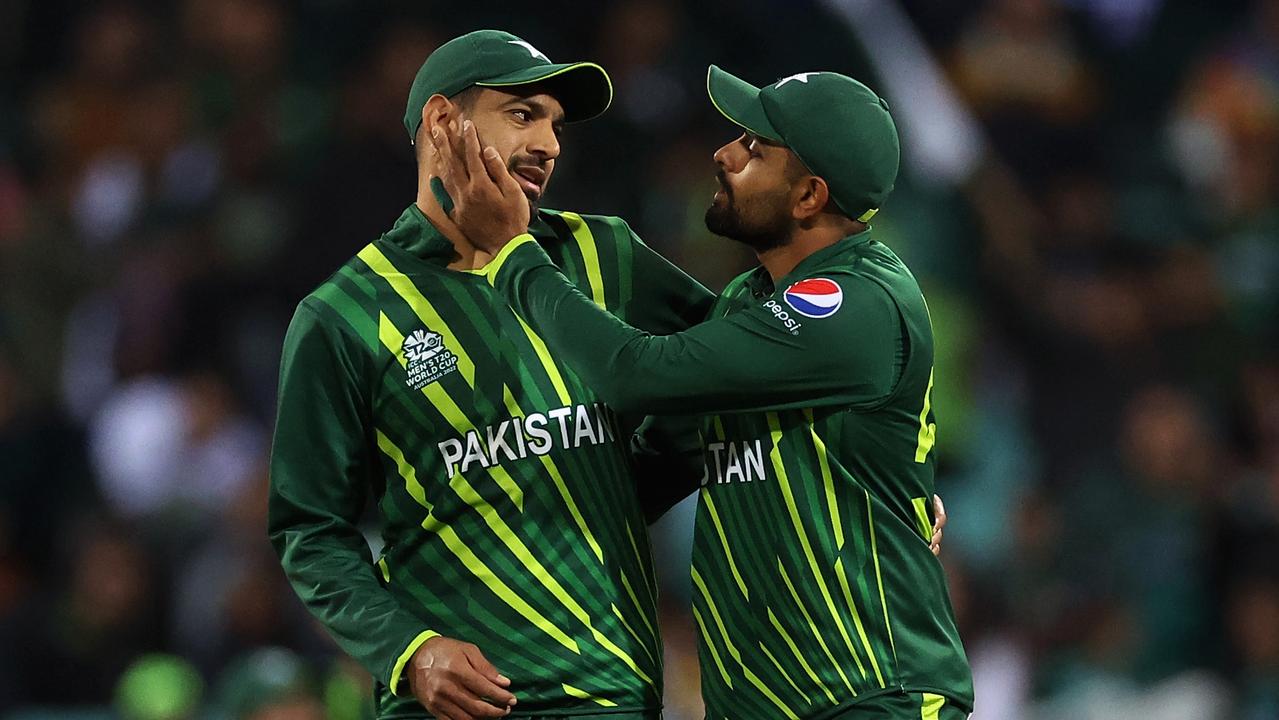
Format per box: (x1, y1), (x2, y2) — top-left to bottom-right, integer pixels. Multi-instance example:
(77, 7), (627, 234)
(482, 147), (523, 199)
(466, 645), (510, 687)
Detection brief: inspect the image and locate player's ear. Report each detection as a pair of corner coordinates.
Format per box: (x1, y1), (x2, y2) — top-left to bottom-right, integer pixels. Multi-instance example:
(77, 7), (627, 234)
(423, 93), (456, 132)
(792, 175), (830, 221)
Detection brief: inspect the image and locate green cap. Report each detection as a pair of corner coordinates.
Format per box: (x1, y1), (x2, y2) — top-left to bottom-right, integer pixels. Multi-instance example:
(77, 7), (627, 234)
(404, 29), (613, 141)
(706, 65), (900, 222)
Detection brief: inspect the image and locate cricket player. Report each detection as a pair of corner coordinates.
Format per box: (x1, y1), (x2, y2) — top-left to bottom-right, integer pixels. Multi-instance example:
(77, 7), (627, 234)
(433, 66), (975, 719)
(269, 30), (717, 720)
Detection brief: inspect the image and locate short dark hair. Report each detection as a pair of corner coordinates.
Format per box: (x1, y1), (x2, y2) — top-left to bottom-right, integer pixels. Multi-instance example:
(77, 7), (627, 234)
(783, 150), (856, 222)
(452, 86), (482, 113)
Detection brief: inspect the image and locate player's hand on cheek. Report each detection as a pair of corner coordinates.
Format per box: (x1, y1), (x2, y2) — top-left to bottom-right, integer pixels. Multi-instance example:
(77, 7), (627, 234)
(430, 119), (531, 254)
(930, 494), (947, 557)
(408, 635), (517, 719)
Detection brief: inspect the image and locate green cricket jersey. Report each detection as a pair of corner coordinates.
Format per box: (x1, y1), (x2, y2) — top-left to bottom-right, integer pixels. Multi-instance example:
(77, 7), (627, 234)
(483, 228), (974, 719)
(268, 205), (712, 719)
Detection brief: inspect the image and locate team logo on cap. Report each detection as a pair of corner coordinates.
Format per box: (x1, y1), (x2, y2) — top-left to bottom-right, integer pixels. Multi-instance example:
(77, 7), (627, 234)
(783, 278), (843, 318)
(508, 40), (550, 62)
(775, 73), (818, 89)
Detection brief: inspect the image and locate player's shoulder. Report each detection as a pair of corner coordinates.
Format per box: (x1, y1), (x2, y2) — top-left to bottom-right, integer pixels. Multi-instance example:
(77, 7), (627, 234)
(776, 271), (897, 327)
(535, 207), (636, 245)
(837, 236), (920, 288)
(794, 240), (931, 340)
(299, 251), (373, 305)
(291, 252), (381, 344)
(805, 233), (923, 301)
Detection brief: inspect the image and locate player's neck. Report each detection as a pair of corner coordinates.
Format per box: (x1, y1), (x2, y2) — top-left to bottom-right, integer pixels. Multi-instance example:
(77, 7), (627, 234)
(416, 183), (485, 271)
(758, 220), (865, 282)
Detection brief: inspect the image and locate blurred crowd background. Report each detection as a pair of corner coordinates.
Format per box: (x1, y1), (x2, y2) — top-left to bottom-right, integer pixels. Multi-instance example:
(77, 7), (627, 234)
(1, 0), (1277, 718)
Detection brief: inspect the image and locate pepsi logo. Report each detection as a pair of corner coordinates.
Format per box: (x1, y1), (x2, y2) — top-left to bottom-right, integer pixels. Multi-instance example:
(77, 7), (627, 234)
(783, 278), (843, 318)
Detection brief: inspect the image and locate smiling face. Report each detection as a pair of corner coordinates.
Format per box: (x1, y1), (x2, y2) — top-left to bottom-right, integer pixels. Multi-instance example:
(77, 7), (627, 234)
(705, 132), (805, 252)
(450, 85), (565, 211)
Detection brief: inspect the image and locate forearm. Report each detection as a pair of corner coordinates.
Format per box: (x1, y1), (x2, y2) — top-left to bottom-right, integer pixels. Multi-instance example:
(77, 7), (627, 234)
(488, 242), (688, 412)
(485, 237), (883, 414)
(270, 510), (436, 695)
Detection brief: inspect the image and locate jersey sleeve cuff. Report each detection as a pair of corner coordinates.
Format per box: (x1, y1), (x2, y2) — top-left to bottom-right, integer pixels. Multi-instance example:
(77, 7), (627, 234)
(475, 233), (549, 285)
(388, 629), (441, 697)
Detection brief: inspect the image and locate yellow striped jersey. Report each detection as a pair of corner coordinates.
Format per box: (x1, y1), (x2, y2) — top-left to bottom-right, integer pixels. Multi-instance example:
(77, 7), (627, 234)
(481, 228), (975, 718)
(268, 204), (712, 718)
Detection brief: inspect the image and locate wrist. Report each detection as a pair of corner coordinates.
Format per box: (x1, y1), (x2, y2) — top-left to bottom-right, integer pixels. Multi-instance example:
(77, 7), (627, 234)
(474, 233), (538, 283)
(391, 629), (440, 696)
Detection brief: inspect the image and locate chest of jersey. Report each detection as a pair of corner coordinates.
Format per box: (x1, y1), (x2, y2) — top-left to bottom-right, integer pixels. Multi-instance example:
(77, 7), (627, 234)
(360, 242), (626, 504)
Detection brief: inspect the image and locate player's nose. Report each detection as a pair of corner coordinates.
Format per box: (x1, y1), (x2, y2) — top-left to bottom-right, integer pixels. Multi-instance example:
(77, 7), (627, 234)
(713, 139), (741, 173)
(528, 119), (561, 161)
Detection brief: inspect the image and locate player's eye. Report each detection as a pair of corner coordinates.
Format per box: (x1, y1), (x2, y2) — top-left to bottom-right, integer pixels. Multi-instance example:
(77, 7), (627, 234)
(511, 109), (532, 122)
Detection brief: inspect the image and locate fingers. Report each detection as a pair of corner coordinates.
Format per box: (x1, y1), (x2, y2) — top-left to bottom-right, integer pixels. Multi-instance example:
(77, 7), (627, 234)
(465, 646), (512, 688)
(430, 697), (469, 720)
(428, 124), (460, 188)
(423, 119), (529, 246)
(481, 145), (524, 200)
(429, 699), (462, 720)
(418, 668), (513, 720)
(410, 637), (518, 720)
(447, 119), (468, 169)
(430, 119), (470, 183)
(447, 687), (513, 718)
(930, 494), (946, 557)
(458, 656), (516, 708)
(461, 120), (489, 182)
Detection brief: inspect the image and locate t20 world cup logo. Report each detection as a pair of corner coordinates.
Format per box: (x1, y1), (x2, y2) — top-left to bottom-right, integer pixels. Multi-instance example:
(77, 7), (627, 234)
(403, 329), (445, 363)
(401, 328), (459, 390)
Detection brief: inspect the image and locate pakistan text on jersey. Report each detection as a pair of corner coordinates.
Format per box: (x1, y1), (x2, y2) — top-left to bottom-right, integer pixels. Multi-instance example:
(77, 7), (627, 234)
(437, 403), (620, 478)
(701, 439), (767, 485)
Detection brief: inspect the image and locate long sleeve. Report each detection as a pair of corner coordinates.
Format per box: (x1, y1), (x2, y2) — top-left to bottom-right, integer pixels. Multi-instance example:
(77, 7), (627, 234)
(482, 235), (901, 416)
(604, 223), (715, 520)
(621, 226), (716, 335)
(268, 302), (436, 696)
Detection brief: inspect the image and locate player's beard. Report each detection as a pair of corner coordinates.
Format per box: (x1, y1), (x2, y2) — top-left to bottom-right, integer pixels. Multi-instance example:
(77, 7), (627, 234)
(704, 171), (793, 252)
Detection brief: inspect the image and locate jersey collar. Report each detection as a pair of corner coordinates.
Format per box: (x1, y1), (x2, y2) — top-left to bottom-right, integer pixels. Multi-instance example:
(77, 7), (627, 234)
(382, 204), (557, 267)
(381, 204), (456, 264)
(775, 226), (874, 288)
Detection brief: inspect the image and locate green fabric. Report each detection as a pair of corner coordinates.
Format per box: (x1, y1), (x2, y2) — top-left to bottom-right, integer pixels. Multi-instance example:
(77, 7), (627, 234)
(706, 65), (899, 220)
(825, 691), (971, 719)
(269, 205), (713, 719)
(403, 29), (612, 139)
(485, 229), (900, 415)
(487, 230), (973, 719)
(372, 711), (661, 720)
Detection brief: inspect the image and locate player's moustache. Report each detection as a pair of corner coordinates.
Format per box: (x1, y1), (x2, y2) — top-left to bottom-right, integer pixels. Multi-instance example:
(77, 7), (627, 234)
(509, 153), (547, 174)
(715, 170), (733, 202)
